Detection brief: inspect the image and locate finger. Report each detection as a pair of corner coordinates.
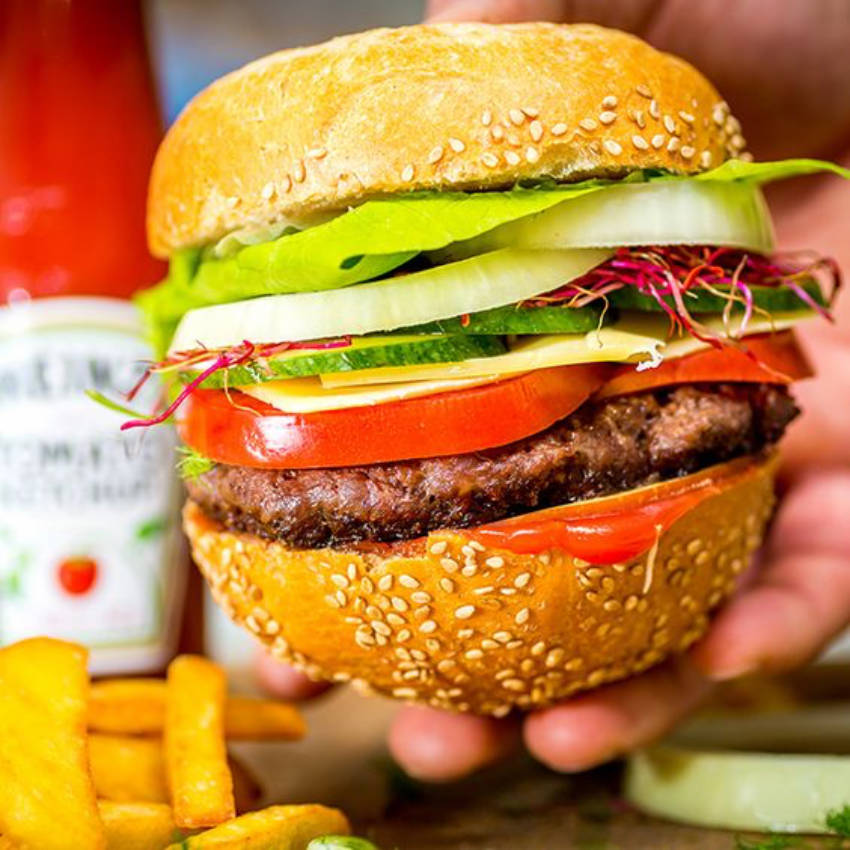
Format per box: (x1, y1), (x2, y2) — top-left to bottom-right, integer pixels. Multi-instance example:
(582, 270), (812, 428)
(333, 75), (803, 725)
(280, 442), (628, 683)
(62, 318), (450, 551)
(389, 705), (520, 782)
(692, 470), (850, 680)
(425, 0), (566, 23)
(523, 657), (711, 772)
(255, 650), (333, 700)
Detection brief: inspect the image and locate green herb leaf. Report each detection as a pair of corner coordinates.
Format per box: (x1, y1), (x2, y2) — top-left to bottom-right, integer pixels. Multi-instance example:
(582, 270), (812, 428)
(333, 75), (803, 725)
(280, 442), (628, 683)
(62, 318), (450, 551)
(176, 447), (214, 481)
(826, 804), (850, 837)
(734, 835), (799, 850)
(86, 389), (151, 419)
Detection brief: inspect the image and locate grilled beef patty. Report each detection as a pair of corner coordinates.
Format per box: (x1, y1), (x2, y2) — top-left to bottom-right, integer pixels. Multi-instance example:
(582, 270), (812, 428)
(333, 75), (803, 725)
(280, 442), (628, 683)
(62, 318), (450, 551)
(186, 383), (797, 549)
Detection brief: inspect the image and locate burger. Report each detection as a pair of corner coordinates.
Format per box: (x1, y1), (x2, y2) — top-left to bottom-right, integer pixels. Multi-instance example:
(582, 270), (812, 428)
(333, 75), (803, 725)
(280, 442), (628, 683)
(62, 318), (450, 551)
(130, 23), (845, 717)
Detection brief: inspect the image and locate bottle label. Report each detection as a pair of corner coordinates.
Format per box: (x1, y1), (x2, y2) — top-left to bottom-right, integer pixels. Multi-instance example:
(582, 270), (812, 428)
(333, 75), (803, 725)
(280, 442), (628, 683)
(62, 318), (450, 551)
(0, 297), (185, 674)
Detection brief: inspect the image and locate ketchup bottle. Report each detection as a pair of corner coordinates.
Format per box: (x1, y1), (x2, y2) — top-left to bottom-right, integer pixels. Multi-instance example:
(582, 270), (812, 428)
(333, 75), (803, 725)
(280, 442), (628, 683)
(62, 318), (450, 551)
(0, 0), (188, 673)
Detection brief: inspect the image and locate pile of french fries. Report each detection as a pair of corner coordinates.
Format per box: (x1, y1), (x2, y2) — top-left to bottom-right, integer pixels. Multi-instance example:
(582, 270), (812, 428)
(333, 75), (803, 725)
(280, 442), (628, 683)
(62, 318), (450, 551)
(0, 638), (365, 850)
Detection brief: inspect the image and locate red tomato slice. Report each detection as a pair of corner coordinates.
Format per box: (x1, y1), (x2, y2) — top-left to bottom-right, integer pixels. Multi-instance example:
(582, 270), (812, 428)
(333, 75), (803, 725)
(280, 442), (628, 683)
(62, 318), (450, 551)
(466, 453), (773, 564)
(595, 331), (812, 399)
(178, 364), (610, 469)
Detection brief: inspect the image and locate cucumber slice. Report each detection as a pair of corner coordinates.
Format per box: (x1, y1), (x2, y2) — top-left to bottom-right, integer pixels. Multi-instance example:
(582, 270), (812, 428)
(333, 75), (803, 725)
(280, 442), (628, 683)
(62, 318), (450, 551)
(183, 334), (506, 388)
(608, 280), (826, 313)
(399, 303), (606, 335)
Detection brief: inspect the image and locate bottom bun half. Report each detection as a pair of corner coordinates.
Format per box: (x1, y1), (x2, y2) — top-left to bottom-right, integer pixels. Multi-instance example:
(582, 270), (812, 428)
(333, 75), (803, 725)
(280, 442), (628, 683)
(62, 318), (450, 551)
(185, 454), (777, 716)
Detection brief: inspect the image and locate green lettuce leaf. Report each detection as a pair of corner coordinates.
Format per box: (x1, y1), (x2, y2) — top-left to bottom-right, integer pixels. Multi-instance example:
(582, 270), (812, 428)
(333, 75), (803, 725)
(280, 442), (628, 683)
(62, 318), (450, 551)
(138, 158), (848, 356)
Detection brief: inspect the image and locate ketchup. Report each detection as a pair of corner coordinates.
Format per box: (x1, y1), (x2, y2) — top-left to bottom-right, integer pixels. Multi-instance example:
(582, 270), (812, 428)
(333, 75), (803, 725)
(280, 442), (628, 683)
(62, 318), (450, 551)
(467, 456), (765, 564)
(0, 0), (187, 673)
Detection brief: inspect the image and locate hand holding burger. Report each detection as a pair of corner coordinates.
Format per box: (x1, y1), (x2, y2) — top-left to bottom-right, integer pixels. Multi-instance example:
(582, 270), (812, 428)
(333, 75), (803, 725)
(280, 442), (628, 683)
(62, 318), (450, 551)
(131, 4), (850, 781)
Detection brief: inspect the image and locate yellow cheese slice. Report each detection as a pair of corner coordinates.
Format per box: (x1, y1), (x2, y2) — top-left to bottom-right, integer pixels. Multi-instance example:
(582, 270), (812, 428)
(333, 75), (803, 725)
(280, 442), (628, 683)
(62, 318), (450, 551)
(320, 311), (811, 389)
(241, 374), (502, 413)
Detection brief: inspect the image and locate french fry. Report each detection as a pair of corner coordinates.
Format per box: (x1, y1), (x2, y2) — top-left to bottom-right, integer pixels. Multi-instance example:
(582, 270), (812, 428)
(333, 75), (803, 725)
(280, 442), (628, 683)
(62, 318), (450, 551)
(165, 805), (350, 849)
(98, 801), (188, 850)
(0, 638), (105, 850)
(89, 732), (262, 812)
(165, 655), (235, 828)
(89, 679), (306, 740)
(89, 734), (168, 803)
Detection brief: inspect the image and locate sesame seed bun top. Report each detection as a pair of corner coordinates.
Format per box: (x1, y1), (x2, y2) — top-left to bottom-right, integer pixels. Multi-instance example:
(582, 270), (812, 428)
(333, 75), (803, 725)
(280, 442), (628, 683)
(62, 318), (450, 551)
(147, 22), (747, 257)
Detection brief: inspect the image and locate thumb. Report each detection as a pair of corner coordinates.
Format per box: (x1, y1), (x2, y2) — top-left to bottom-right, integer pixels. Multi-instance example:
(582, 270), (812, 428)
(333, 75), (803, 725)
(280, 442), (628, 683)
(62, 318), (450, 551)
(425, 0), (568, 23)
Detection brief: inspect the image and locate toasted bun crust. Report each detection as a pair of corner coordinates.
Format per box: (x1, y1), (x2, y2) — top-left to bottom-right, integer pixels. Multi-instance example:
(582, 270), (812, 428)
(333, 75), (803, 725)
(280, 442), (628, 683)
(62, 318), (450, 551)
(148, 22), (747, 257)
(185, 455), (775, 716)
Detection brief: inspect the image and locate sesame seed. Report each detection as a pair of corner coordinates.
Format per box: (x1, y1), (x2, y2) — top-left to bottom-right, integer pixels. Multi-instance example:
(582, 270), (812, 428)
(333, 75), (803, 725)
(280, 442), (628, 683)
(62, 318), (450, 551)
(506, 132), (521, 147)
(261, 181), (275, 200)
(360, 577), (374, 594)
(495, 668), (515, 681)
(632, 134), (649, 150)
(427, 145), (444, 165)
(399, 574), (420, 589)
(448, 137), (465, 153)
(355, 633), (375, 648)
(579, 118), (597, 131)
(515, 608), (531, 625)
(504, 150), (521, 166)
(521, 106), (539, 118)
(335, 590), (347, 606)
(441, 557), (459, 573)
(500, 588), (517, 596)
(455, 605), (476, 620)
(372, 620), (391, 636)
(469, 541), (486, 551)
(699, 150), (713, 168)
(603, 139), (623, 155)
(347, 563), (358, 580)
(712, 106), (726, 126)
(413, 605), (431, 620)
(545, 648), (565, 668)
(636, 83), (652, 98)
(529, 119), (544, 142)
(465, 649), (484, 660)
(386, 613), (405, 626)
(667, 136), (681, 153)
(429, 540), (448, 555)
(493, 630), (513, 644)
(419, 619), (437, 634)
(599, 110), (617, 125)
(331, 574), (349, 589)
(439, 577), (455, 594)
(538, 553), (550, 565)
(265, 619), (280, 635)
(411, 591), (432, 605)
(531, 641), (547, 656)
(401, 164), (415, 182)
(457, 628), (474, 639)
(486, 556), (504, 568)
(633, 109), (646, 129)
(481, 109), (493, 126)
(293, 159), (306, 182)
(391, 596), (409, 612)
(651, 133), (665, 149)
(481, 152), (499, 168)
(481, 638), (499, 650)
(663, 115), (676, 134)
(378, 574), (393, 591)
(473, 585), (495, 596)
(602, 95), (618, 109)
(393, 687), (417, 699)
(680, 145), (696, 159)
(502, 678), (526, 692)
(307, 147), (327, 159)
(461, 564), (478, 577)
(280, 175), (292, 193)
(426, 638), (441, 652)
(514, 572), (532, 589)
(551, 122), (568, 136)
(398, 629), (412, 642)
(679, 110), (695, 124)
(649, 99), (661, 119)
(730, 133), (746, 150)
(365, 605), (382, 620)
(525, 146), (540, 164)
(490, 124), (505, 141)
(509, 108), (525, 125)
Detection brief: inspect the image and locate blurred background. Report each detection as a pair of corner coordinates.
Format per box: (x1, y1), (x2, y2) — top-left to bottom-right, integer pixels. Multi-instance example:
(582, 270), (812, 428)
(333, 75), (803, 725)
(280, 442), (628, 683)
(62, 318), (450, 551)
(149, 0), (425, 124)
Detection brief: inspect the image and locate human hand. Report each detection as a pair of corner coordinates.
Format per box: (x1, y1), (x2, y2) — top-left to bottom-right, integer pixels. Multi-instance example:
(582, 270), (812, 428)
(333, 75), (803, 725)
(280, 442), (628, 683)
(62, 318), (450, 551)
(259, 0), (850, 781)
